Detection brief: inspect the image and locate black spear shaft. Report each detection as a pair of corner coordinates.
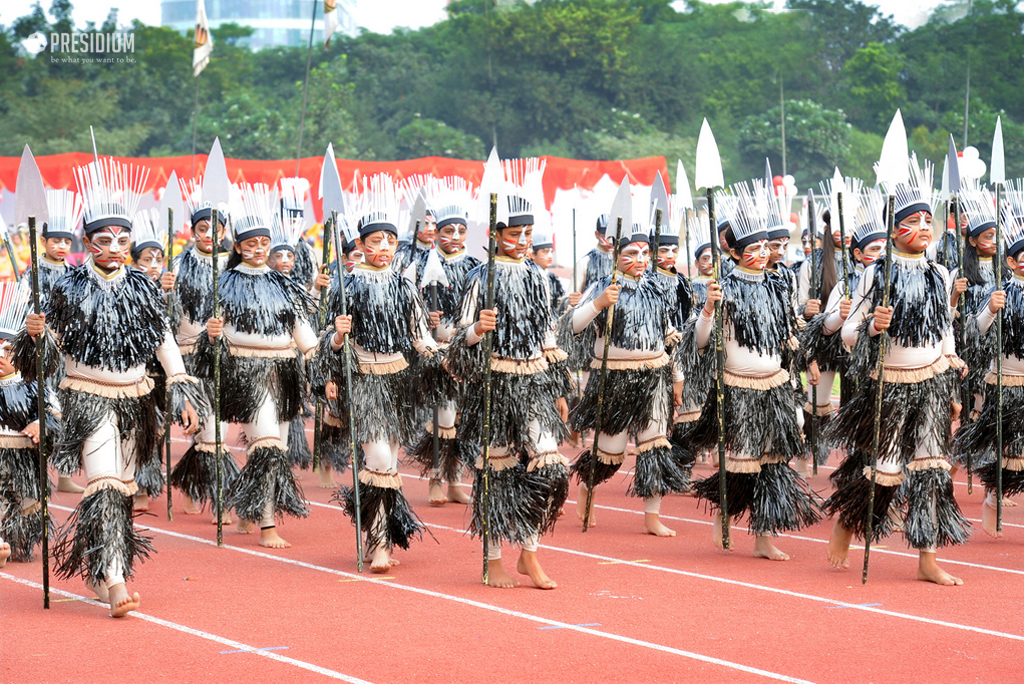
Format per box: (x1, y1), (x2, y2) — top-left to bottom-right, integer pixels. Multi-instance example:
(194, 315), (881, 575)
(480, 194), (498, 583)
(708, 190), (729, 549)
(29, 216), (48, 608)
(211, 209), (223, 547)
(312, 224), (332, 474)
(583, 218), (624, 533)
(863, 194), (895, 585)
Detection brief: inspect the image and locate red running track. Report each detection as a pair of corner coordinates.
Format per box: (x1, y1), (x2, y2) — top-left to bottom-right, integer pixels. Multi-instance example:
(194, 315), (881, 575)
(5, 425), (1024, 684)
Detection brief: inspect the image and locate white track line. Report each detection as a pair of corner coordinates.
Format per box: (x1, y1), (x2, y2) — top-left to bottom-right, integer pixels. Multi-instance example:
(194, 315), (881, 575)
(1, 572), (373, 683)
(43, 506), (811, 683)
(418, 520), (1024, 644)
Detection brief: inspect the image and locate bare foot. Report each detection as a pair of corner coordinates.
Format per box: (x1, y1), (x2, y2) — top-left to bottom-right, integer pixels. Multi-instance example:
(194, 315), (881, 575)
(57, 476), (85, 494)
(754, 536), (791, 561)
(486, 558), (519, 588)
(259, 527), (291, 548)
(0, 542), (9, 568)
(575, 484), (595, 527)
(132, 494), (149, 511)
(517, 550), (557, 589)
(644, 513), (676, 537)
(917, 551), (963, 586)
(210, 509), (233, 525)
(107, 583), (141, 618)
(182, 496), (201, 515)
(318, 465), (335, 489)
(87, 579), (109, 603)
(428, 479), (448, 506)
(447, 483), (472, 505)
(827, 520), (853, 569)
(370, 547), (393, 574)
(712, 513), (732, 551)
(982, 497), (1004, 539)
(237, 519), (255, 534)
(567, 431), (582, 448)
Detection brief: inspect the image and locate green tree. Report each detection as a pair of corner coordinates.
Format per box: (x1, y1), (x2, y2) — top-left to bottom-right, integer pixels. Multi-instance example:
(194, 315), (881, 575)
(841, 42), (905, 134)
(395, 116), (485, 160)
(738, 99), (850, 186)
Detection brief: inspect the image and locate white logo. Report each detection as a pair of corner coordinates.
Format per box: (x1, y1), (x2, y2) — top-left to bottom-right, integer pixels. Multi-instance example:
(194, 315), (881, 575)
(21, 32), (47, 56)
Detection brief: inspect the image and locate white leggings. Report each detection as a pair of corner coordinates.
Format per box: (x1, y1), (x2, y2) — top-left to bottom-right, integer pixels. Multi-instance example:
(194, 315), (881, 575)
(241, 394), (289, 528)
(807, 371), (836, 410)
(82, 412), (137, 588)
(584, 420), (665, 514)
(486, 419), (560, 560)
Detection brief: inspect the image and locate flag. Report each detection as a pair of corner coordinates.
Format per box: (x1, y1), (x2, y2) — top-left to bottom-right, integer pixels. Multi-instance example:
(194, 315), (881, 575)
(324, 0), (339, 47)
(193, 0), (213, 77)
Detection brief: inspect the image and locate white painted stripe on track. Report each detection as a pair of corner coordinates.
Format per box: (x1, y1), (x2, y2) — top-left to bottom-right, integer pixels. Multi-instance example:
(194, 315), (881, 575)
(416, 520), (1024, 644)
(0, 572), (374, 683)
(377, 469), (1024, 574)
(45, 505), (813, 683)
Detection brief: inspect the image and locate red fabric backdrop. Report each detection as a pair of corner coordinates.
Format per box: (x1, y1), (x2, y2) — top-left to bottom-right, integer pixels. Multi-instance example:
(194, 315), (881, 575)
(0, 153), (668, 221)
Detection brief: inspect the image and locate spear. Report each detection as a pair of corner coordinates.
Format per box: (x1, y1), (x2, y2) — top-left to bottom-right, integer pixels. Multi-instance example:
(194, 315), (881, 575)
(330, 209), (363, 571)
(837, 192), (851, 299)
(583, 178), (630, 532)
(311, 224), (332, 474)
(0, 223), (19, 280)
(863, 110), (908, 584)
(211, 206), (223, 546)
(16, 145), (49, 607)
(949, 137), (973, 493)
(992, 116), (1006, 532)
(29, 217), (49, 608)
(160, 170), (182, 523)
(695, 120), (729, 547)
(480, 192), (498, 582)
(677, 160), (695, 283)
(420, 247), (450, 481)
(166, 206), (176, 522)
(572, 202), (581, 401)
(808, 189), (820, 477)
(202, 138), (230, 545)
(651, 170), (668, 273)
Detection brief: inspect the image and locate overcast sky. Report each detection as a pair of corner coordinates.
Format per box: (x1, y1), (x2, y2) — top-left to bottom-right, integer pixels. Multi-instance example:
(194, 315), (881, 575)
(1, 0), (956, 35)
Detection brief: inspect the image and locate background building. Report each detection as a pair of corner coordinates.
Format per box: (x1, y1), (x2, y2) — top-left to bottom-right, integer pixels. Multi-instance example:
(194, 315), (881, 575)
(161, 0), (357, 50)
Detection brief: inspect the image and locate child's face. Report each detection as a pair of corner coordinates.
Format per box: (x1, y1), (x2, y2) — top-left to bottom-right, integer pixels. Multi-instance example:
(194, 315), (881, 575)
(44, 237), (72, 262)
(894, 211), (932, 254)
(732, 240), (769, 271)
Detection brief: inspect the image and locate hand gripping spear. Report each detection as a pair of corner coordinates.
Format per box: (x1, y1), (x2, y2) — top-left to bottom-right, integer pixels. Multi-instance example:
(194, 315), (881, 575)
(992, 117), (1007, 533)
(695, 119), (730, 548)
(16, 145), (49, 607)
(863, 110), (908, 584)
(583, 178), (631, 532)
(807, 189), (820, 477)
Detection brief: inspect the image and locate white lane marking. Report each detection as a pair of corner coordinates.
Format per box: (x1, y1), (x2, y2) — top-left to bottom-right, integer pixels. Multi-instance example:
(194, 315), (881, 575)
(1, 572), (373, 683)
(43, 505), (812, 683)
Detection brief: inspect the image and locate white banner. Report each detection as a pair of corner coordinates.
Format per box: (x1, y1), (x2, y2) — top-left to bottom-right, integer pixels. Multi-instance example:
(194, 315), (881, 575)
(192, 0), (213, 77)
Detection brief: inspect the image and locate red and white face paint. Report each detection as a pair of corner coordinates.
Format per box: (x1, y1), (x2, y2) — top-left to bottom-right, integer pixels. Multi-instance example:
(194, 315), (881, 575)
(973, 228), (997, 257)
(895, 211), (932, 252)
(656, 244), (678, 270)
(437, 223), (467, 254)
(418, 218), (437, 244)
(697, 249), (713, 276)
(596, 232), (614, 251)
(739, 240), (769, 271)
(344, 249), (363, 272)
(499, 225), (532, 260)
(237, 235), (271, 267)
(860, 239), (886, 266)
(87, 226), (131, 271)
(533, 247), (554, 269)
(618, 242), (650, 277)
(44, 237), (72, 262)
(360, 231), (396, 268)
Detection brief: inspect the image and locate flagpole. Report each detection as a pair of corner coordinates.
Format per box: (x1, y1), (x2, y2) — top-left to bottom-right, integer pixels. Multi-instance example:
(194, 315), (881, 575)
(191, 76), (199, 178)
(295, 0), (319, 176)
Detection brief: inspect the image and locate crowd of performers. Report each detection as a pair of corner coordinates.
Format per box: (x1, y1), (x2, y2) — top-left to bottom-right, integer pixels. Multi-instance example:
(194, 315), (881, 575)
(1, 131), (1021, 620)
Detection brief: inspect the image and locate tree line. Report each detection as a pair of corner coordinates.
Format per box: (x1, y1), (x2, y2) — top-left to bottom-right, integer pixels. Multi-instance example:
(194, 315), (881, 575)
(1, 0), (1020, 189)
